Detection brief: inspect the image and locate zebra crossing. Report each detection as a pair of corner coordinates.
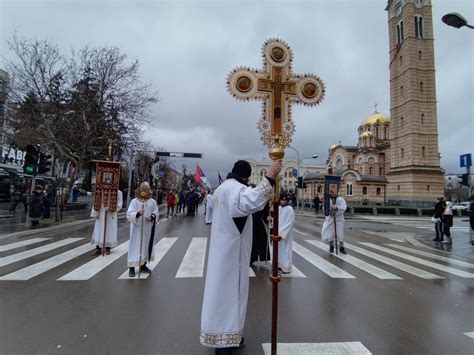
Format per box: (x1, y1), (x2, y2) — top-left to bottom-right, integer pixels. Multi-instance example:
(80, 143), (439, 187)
(1, 234), (473, 282)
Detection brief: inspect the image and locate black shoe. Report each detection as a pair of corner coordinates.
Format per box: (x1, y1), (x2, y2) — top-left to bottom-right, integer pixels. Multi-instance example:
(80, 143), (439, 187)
(432, 238), (440, 241)
(329, 245), (334, 253)
(339, 247), (347, 254)
(140, 265), (152, 274)
(129, 268), (136, 277)
(239, 337), (245, 348)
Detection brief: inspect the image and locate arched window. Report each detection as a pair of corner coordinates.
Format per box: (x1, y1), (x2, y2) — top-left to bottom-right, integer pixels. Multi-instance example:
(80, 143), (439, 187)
(421, 113), (424, 124)
(397, 185), (401, 191)
(384, 126), (388, 139)
(376, 187), (381, 196)
(400, 86), (404, 96)
(420, 81), (423, 92)
(422, 146), (426, 157)
(401, 148), (404, 158)
(419, 50), (422, 61)
(358, 158), (363, 165)
(415, 15), (424, 38)
(369, 167), (373, 175)
(346, 183), (353, 196)
(363, 187), (368, 195)
(427, 185), (430, 191)
(379, 167), (383, 175)
(376, 126), (379, 138)
(396, 20), (404, 44)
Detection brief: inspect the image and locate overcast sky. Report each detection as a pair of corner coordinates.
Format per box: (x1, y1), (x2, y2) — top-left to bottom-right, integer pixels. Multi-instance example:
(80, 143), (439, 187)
(1, 0), (473, 185)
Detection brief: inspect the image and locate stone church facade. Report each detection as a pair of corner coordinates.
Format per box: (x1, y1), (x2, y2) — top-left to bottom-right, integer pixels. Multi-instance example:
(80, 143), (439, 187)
(306, 0), (444, 207)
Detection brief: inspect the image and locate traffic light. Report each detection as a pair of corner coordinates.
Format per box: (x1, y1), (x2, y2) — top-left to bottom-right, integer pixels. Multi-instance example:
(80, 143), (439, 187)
(23, 144), (39, 175)
(297, 176), (303, 188)
(460, 173), (470, 186)
(38, 153), (52, 174)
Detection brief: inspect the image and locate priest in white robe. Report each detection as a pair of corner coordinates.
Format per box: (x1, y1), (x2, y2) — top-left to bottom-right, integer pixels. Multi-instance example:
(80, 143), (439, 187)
(127, 182), (159, 277)
(205, 190), (214, 224)
(90, 190), (123, 255)
(321, 194), (347, 254)
(270, 194), (295, 273)
(200, 159), (281, 351)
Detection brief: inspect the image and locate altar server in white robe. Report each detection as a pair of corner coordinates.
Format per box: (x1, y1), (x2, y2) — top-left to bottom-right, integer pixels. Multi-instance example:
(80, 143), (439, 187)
(270, 194), (295, 274)
(205, 190), (214, 224)
(90, 190), (123, 255)
(200, 159), (281, 351)
(321, 194), (347, 254)
(127, 182), (159, 277)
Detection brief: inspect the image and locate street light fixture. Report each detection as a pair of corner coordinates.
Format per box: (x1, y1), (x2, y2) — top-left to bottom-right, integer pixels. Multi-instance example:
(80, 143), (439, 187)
(442, 12), (474, 29)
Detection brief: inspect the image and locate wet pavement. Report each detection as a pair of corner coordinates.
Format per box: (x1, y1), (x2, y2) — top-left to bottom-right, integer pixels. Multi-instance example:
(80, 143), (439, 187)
(0, 209), (473, 354)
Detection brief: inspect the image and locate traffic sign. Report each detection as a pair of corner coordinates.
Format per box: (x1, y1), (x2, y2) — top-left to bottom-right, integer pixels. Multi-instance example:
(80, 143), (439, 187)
(292, 168), (298, 177)
(155, 151), (203, 158)
(460, 153), (472, 168)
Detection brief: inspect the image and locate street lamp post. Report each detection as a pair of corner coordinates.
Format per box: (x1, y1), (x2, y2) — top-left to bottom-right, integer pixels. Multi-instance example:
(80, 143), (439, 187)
(442, 12), (474, 29)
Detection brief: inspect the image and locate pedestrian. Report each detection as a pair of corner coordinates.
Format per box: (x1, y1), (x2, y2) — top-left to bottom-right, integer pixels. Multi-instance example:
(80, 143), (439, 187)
(200, 158), (282, 352)
(321, 191), (347, 254)
(270, 194), (295, 274)
(249, 183), (270, 266)
(177, 190), (185, 213)
(127, 182), (158, 277)
(90, 190), (123, 255)
(313, 194), (321, 214)
(28, 185), (45, 229)
(205, 189), (214, 224)
(187, 190), (196, 216)
(42, 184), (54, 219)
(441, 201), (453, 245)
(165, 190), (176, 218)
(8, 184), (21, 212)
(433, 197), (445, 242)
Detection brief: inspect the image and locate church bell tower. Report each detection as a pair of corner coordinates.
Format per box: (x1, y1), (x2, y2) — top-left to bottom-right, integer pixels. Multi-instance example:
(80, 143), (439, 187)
(385, 0), (444, 207)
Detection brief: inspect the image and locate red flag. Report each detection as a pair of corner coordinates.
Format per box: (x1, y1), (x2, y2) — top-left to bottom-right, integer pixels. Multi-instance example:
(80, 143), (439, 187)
(195, 164), (202, 182)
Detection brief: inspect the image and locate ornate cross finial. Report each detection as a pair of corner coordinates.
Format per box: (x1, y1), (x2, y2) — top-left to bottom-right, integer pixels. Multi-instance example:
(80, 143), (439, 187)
(374, 102), (378, 113)
(227, 38), (325, 156)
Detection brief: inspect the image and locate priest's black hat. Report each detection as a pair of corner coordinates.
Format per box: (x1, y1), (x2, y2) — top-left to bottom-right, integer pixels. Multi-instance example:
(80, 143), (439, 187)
(231, 160), (252, 178)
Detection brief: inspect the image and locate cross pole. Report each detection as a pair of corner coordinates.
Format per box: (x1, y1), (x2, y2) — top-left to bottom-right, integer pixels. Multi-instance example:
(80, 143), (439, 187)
(227, 38), (325, 354)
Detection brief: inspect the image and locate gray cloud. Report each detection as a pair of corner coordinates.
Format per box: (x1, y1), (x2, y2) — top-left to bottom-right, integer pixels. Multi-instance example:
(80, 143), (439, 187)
(1, 0), (472, 186)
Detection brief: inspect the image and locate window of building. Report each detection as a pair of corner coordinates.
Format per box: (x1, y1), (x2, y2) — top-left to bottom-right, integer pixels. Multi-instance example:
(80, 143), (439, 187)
(400, 86), (404, 96)
(346, 183), (353, 196)
(368, 157), (375, 164)
(401, 116), (404, 126)
(399, 56), (402, 66)
(420, 81), (423, 92)
(379, 167), (383, 175)
(376, 126), (379, 138)
(397, 185), (401, 191)
(421, 113), (424, 124)
(401, 148), (404, 158)
(419, 50), (422, 61)
(317, 186), (322, 193)
(415, 15), (424, 38)
(427, 185), (430, 191)
(396, 21), (404, 44)
(376, 187), (381, 195)
(422, 146), (425, 157)
(384, 126), (388, 139)
(363, 187), (368, 195)
(369, 167), (373, 175)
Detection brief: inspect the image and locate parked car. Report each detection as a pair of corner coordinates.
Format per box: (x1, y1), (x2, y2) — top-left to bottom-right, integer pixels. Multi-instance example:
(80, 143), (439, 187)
(452, 202), (469, 211)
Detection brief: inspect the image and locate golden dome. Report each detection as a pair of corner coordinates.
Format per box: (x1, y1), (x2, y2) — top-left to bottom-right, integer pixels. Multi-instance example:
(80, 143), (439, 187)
(361, 111), (390, 126)
(360, 131), (374, 138)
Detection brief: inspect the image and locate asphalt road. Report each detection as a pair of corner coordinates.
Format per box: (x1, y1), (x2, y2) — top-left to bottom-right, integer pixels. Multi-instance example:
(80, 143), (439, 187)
(0, 210), (473, 355)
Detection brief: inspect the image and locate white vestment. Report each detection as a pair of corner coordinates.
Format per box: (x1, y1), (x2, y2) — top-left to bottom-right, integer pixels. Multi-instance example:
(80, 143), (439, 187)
(321, 196), (347, 243)
(270, 205), (295, 273)
(127, 197), (159, 267)
(205, 194), (213, 224)
(200, 177), (273, 348)
(90, 190), (123, 248)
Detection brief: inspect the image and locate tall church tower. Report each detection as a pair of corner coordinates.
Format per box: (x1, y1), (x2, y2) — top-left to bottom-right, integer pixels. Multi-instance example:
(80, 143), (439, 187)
(385, 0), (444, 207)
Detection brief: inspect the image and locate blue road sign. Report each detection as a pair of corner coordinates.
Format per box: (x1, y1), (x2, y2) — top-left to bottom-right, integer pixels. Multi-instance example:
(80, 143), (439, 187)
(292, 168), (298, 177)
(460, 153), (472, 168)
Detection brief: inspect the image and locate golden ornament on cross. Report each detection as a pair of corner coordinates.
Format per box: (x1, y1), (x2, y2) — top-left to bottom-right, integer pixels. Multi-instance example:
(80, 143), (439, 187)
(226, 38), (325, 152)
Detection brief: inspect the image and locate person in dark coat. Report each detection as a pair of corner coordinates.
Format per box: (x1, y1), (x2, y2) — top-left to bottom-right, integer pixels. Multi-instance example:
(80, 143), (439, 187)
(28, 185), (45, 229)
(433, 197), (446, 242)
(313, 194), (321, 214)
(469, 196), (474, 245)
(250, 183), (270, 266)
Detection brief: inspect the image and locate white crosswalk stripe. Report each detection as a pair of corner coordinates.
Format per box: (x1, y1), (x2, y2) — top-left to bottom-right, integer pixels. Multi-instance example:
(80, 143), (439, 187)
(0, 238), (83, 267)
(0, 238), (51, 253)
(359, 242), (474, 278)
(306, 240), (402, 280)
(387, 243), (474, 270)
(119, 237), (178, 279)
(176, 237), (207, 278)
(344, 243), (443, 279)
(262, 341), (372, 354)
(0, 243), (95, 281)
(58, 241), (129, 281)
(293, 242), (355, 279)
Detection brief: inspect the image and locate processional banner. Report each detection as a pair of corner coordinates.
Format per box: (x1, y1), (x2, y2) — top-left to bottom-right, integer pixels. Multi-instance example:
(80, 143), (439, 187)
(93, 160), (121, 212)
(324, 175), (341, 216)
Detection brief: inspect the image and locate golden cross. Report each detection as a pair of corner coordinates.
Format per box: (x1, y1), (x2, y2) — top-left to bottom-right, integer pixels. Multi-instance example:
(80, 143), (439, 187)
(227, 38), (325, 151)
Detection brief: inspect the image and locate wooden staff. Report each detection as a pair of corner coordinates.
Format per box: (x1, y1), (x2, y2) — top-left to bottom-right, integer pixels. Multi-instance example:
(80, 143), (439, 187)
(138, 201), (145, 279)
(270, 151), (282, 355)
(332, 196), (339, 255)
(102, 191), (110, 256)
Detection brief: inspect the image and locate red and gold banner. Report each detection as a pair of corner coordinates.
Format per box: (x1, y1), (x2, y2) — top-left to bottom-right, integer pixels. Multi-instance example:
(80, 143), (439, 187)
(93, 160), (121, 212)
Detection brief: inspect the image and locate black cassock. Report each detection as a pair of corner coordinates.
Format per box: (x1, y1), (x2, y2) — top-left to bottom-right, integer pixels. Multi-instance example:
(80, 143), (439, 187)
(250, 203), (270, 265)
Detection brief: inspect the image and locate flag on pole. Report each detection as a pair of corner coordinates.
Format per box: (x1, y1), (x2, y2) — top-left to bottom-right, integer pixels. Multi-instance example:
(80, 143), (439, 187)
(217, 171), (223, 185)
(195, 164), (212, 188)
